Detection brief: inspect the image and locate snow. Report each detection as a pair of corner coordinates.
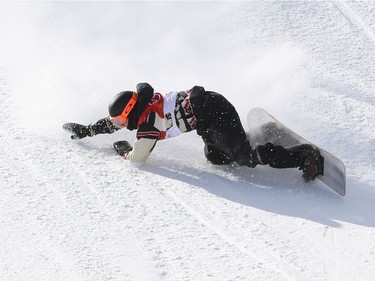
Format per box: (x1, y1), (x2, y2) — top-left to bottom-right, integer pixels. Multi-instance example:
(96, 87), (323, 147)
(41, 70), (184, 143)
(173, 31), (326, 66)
(0, 1), (374, 280)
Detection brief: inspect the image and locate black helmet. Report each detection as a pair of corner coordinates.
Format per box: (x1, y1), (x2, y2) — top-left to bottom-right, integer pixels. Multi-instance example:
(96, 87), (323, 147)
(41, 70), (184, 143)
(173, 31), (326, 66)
(108, 91), (138, 117)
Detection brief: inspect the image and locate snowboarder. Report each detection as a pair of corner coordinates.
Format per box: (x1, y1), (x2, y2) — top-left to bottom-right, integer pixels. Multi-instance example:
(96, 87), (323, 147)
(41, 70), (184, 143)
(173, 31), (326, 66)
(63, 82), (321, 182)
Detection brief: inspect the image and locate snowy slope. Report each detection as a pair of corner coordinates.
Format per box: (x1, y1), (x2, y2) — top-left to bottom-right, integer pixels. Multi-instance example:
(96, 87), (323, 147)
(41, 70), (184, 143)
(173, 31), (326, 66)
(1, 1), (375, 281)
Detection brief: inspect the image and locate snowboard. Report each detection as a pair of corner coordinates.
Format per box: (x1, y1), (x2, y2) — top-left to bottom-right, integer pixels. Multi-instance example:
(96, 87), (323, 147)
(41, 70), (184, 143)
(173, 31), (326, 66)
(246, 108), (346, 196)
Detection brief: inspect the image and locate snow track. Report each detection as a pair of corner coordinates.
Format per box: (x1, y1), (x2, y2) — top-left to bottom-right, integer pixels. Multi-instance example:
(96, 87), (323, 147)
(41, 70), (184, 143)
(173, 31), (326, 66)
(332, 0), (375, 46)
(142, 173), (304, 280)
(0, 83), (160, 280)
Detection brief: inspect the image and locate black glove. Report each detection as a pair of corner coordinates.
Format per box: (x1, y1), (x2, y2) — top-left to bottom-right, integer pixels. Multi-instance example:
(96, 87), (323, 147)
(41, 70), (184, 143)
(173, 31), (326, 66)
(63, 123), (93, 140)
(113, 140), (133, 156)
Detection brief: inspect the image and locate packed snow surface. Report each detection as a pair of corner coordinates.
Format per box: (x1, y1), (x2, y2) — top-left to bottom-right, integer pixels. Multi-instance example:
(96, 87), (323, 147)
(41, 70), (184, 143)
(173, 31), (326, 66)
(1, 1), (374, 280)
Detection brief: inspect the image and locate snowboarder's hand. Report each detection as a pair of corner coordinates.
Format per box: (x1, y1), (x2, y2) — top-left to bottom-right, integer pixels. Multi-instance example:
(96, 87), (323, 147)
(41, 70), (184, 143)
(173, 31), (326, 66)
(63, 123), (92, 140)
(113, 140), (133, 157)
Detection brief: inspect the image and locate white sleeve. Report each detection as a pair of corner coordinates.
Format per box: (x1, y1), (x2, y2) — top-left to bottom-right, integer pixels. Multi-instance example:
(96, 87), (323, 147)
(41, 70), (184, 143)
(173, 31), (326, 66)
(124, 138), (157, 163)
(124, 112), (164, 163)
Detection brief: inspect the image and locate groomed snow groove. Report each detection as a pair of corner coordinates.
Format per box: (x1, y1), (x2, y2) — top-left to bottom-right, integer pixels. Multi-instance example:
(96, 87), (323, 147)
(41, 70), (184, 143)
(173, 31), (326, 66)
(331, 0), (375, 46)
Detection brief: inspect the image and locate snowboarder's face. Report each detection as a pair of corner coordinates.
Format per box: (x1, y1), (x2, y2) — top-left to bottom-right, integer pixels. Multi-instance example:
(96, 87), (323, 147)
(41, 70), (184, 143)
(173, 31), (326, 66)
(110, 116), (128, 128)
(109, 92), (138, 128)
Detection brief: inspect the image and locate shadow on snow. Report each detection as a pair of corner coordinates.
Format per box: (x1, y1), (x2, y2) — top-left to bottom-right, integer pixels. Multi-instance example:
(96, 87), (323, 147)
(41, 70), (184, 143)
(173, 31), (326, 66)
(141, 157), (375, 229)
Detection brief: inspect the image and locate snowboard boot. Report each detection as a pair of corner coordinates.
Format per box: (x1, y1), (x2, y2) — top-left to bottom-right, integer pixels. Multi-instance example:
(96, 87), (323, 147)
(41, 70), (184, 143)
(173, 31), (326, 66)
(255, 143), (323, 181)
(299, 144), (324, 182)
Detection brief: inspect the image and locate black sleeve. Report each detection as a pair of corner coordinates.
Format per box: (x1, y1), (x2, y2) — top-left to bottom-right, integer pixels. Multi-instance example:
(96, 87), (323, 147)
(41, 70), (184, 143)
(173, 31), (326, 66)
(188, 86), (208, 115)
(188, 86), (209, 134)
(90, 117), (120, 135)
(136, 83), (154, 97)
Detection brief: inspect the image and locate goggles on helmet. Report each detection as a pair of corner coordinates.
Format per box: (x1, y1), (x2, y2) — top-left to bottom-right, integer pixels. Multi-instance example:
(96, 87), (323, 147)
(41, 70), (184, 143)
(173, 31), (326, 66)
(110, 92), (138, 128)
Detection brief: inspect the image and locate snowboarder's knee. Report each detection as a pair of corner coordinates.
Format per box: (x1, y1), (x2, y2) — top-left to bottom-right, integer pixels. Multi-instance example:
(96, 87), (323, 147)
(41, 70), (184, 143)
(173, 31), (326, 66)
(204, 144), (233, 165)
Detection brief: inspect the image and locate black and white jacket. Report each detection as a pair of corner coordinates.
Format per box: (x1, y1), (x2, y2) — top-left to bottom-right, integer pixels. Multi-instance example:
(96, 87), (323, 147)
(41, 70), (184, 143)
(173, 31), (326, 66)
(90, 83), (196, 163)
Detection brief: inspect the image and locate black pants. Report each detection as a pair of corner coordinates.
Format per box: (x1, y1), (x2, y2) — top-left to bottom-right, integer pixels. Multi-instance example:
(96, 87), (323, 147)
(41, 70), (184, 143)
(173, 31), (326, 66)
(198, 92), (256, 167)
(189, 87), (305, 169)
